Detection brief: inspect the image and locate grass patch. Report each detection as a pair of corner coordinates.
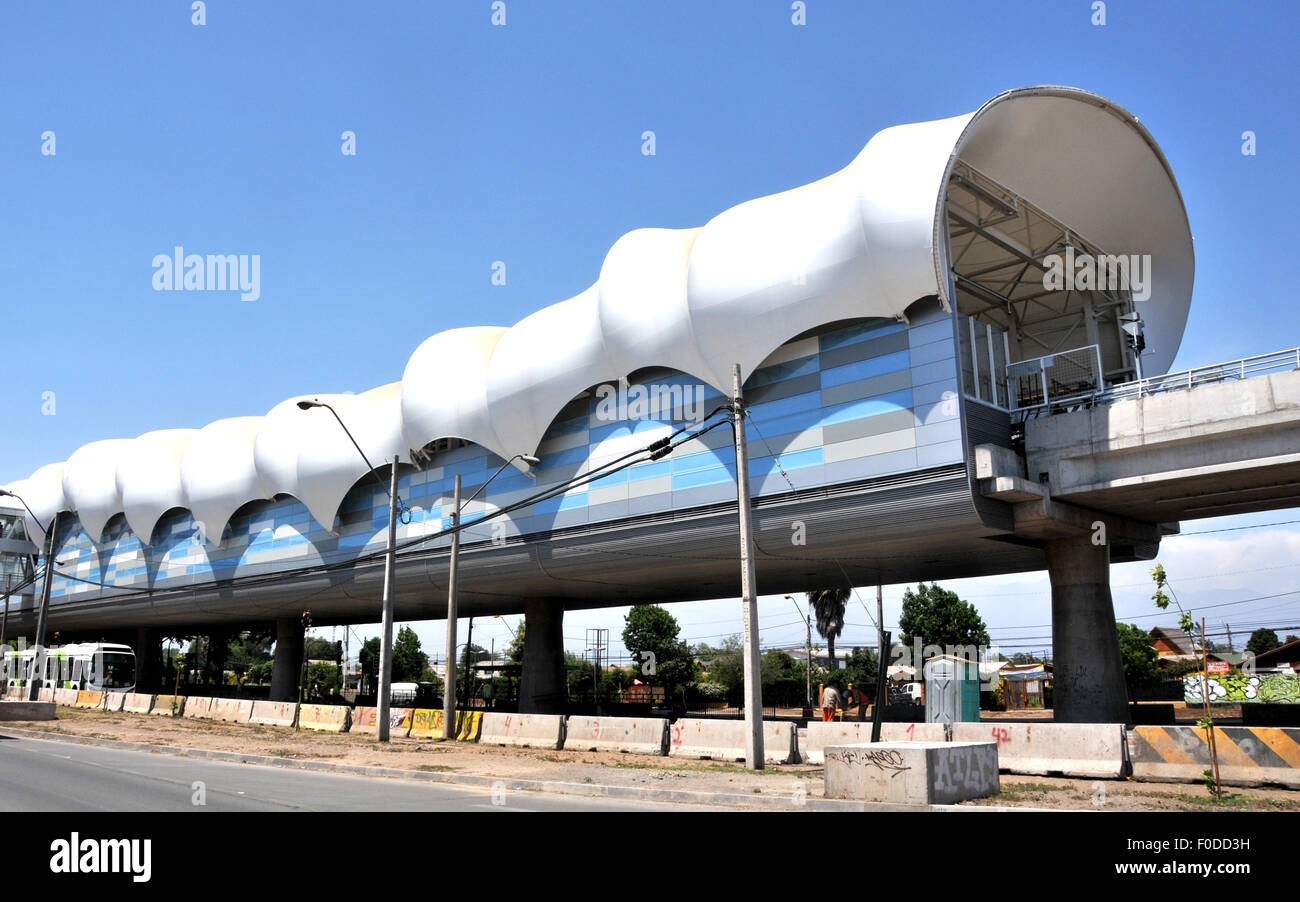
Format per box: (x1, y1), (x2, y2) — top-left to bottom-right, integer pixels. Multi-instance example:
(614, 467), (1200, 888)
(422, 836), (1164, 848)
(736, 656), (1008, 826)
(994, 782), (1070, 801)
(415, 764), (456, 773)
(607, 760), (791, 776)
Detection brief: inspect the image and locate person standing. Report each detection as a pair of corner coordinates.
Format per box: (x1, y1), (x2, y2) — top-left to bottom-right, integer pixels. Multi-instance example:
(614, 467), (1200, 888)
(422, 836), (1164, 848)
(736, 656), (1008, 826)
(821, 681), (841, 722)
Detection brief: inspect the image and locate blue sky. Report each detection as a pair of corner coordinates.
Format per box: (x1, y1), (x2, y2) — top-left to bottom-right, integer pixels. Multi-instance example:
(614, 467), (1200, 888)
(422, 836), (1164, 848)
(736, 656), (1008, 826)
(2, 1), (1297, 662)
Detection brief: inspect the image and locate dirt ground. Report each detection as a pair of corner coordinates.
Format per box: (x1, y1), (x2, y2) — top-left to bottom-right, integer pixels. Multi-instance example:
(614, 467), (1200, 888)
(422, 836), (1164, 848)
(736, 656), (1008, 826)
(7, 708), (1298, 811)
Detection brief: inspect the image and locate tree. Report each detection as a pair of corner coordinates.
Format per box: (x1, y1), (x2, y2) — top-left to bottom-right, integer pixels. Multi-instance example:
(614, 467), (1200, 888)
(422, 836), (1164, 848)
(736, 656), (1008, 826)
(226, 630), (273, 682)
(304, 636), (342, 663)
(392, 626), (429, 682)
(806, 588), (848, 670)
(1246, 628), (1281, 657)
(359, 637), (381, 692)
(506, 623), (526, 663)
(898, 583), (990, 654)
(1116, 622), (1161, 692)
(695, 636), (744, 705)
(622, 605), (697, 705)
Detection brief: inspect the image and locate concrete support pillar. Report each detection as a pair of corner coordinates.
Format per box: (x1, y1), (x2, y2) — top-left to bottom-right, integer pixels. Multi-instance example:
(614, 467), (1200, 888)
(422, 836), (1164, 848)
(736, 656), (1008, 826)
(1045, 536), (1130, 723)
(519, 599), (564, 714)
(136, 627), (161, 692)
(270, 617), (304, 702)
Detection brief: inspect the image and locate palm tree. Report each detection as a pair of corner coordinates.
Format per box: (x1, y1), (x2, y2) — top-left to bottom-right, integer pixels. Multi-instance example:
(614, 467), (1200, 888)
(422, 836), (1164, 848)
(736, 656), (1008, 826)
(807, 587), (848, 671)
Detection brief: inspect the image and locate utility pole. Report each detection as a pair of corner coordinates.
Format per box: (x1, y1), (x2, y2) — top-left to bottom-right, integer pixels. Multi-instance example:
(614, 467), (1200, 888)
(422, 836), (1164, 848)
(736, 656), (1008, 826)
(444, 474), (461, 739)
(463, 617), (475, 708)
(731, 364), (764, 770)
(1, 573), (12, 650)
(1225, 624), (1234, 654)
(376, 455), (399, 742)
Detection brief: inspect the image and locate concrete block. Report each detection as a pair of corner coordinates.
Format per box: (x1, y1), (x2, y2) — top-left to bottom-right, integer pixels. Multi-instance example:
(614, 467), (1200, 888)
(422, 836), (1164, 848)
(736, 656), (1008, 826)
(182, 696), (215, 720)
(0, 701), (56, 721)
(74, 690), (105, 710)
(802, 721), (946, 764)
(950, 722), (1126, 778)
(150, 695), (186, 716)
(667, 718), (798, 764)
(564, 715), (669, 755)
(249, 700), (297, 727)
(352, 706), (414, 737)
(53, 688), (79, 707)
(37, 688), (54, 703)
(825, 741), (999, 804)
(1129, 726), (1300, 789)
(409, 709), (480, 740)
(122, 692), (154, 714)
(297, 703), (351, 732)
(479, 712), (565, 749)
(208, 698), (255, 723)
(104, 691), (127, 712)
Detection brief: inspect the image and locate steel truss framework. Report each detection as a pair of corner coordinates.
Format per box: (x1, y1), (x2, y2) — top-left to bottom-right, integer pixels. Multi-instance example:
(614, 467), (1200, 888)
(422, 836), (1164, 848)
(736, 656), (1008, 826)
(945, 161), (1142, 384)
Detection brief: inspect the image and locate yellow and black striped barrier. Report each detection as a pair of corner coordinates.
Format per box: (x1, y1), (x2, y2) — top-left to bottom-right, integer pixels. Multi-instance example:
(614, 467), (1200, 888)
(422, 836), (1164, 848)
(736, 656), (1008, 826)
(1129, 726), (1300, 788)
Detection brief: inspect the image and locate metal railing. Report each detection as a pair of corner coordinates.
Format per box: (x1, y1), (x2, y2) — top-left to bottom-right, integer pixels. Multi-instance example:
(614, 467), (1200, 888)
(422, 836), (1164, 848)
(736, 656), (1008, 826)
(1008, 346), (1300, 416)
(1095, 347), (1300, 405)
(1006, 345), (1104, 412)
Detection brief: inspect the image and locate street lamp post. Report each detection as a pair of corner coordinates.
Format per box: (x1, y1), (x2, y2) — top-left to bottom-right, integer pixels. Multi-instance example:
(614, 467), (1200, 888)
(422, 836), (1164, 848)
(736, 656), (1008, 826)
(296, 400), (405, 741)
(443, 453), (537, 741)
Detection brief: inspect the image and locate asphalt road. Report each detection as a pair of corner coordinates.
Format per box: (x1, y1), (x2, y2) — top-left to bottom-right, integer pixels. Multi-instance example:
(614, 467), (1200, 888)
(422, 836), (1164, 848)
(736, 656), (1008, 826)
(0, 734), (725, 812)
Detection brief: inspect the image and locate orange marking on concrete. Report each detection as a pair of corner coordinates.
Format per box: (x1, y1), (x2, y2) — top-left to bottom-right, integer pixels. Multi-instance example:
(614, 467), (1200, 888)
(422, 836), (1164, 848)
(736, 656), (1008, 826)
(1250, 728), (1300, 768)
(1137, 727), (1202, 765)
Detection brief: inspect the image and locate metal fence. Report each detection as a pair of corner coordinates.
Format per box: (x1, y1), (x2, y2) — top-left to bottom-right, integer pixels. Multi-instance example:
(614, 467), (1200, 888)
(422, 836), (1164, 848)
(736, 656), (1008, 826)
(1006, 345), (1104, 411)
(1096, 347), (1300, 405)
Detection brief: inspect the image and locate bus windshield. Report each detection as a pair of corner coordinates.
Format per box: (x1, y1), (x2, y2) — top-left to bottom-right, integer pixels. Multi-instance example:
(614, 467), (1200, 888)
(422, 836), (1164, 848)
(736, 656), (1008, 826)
(98, 653), (136, 690)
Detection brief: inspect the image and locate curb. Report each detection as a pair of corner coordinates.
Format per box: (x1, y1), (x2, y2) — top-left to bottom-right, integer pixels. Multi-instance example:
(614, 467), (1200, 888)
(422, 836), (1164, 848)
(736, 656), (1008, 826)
(0, 726), (1041, 812)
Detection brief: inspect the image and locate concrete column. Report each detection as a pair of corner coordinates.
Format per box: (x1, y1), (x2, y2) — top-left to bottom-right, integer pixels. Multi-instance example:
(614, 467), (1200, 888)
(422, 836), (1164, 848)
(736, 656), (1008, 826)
(519, 599), (564, 714)
(269, 617), (304, 702)
(1045, 536), (1130, 723)
(136, 627), (161, 692)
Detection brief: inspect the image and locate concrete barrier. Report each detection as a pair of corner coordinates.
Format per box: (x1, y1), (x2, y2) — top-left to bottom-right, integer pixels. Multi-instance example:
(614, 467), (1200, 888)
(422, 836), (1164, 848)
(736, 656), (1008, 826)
(825, 742), (1000, 805)
(479, 712), (565, 749)
(4, 686), (24, 700)
(564, 715), (668, 755)
(802, 720), (947, 764)
(409, 709), (482, 741)
(74, 690), (105, 710)
(1129, 726), (1300, 789)
(104, 692), (127, 712)
(182, 696), (215, 720)
(150, 694), (185, 716)
(208, 698), (255, 723)
(668, 719), (798, 764)
(53, 688), (79, 707)
(950, 722), (1127, 778)
(297, 704), (351, 732)
(249, 700), (297, 727)
(37, 688), (54, 703)
(353, 706), (414, 737)
(122, 693), (154, 714)
(0, 701), (57, 721)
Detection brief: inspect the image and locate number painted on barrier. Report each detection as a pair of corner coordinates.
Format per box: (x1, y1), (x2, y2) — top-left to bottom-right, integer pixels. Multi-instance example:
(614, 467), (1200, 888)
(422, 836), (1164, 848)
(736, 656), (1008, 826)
(906, 723), (915, 740)
(991, 727), (1011, 747)
(592, 719), (601, 739)
(671, 724), (683, 746)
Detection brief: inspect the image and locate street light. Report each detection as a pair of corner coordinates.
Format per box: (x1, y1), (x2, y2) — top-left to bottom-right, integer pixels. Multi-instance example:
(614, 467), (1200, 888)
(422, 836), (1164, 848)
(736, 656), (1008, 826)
(444, 453), (538, 741)
(295, 399), (408, 742)
(785, 594), (813, 711)
(0, 490), (56, 701)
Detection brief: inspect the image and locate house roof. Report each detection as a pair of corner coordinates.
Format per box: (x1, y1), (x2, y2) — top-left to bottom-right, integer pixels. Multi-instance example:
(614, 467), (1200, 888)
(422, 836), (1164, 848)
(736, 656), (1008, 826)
(1149, 626), (1200, 656)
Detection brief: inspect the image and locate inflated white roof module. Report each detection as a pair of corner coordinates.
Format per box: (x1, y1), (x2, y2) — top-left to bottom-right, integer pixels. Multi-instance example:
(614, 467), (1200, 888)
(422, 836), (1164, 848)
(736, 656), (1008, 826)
(180, 417), (269, 546)
(119, 429), (198, 543)
(2, 87), (1194, 547)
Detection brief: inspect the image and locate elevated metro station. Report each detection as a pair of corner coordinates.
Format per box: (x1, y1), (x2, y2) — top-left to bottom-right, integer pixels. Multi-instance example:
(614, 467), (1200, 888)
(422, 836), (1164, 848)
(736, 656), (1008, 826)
(2, 86), (1199, 721)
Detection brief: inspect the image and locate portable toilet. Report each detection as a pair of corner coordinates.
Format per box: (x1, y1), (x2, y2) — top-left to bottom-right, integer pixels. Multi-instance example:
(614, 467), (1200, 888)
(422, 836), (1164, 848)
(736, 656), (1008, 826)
(923, 654), (981, 724)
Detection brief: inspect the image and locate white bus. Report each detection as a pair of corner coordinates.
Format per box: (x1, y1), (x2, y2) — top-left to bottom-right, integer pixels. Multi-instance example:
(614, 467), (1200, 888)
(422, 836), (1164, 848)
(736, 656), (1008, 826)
(3, 643), (137, 693)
